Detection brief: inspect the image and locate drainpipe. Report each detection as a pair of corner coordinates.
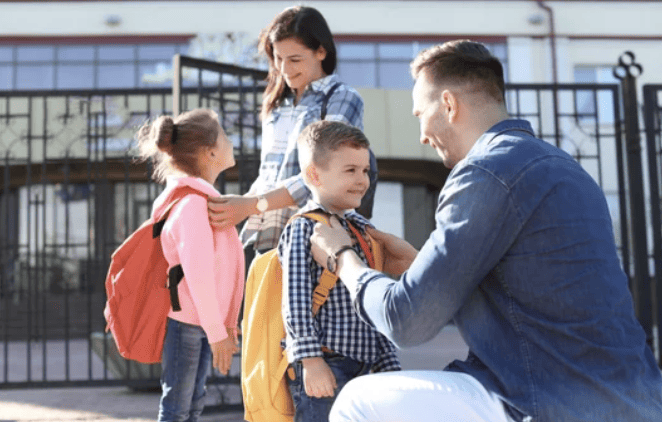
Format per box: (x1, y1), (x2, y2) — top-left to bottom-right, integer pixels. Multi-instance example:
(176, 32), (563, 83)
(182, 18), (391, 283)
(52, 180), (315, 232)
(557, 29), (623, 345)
(536, 0), (558, 84)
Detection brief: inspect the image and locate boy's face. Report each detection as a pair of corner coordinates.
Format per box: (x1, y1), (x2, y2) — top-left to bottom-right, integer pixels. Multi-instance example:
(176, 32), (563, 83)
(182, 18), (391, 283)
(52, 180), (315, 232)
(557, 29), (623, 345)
(311, 146), (370, 215)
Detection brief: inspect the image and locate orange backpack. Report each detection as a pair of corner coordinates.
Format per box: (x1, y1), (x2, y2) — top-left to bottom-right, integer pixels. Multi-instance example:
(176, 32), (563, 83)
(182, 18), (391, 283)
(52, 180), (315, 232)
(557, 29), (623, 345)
(103, 188), (199, 364)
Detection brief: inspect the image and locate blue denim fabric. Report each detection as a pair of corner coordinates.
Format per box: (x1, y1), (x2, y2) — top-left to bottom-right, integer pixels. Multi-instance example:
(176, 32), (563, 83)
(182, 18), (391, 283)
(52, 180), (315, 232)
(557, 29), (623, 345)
(287, 352), (371, 422)
(158, 318), (212, 422)
(353, 119), (662, 422)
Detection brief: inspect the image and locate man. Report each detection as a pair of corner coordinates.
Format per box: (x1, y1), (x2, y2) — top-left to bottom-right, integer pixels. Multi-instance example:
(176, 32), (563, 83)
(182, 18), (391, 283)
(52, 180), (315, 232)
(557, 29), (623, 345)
(309, 40), (662, 422)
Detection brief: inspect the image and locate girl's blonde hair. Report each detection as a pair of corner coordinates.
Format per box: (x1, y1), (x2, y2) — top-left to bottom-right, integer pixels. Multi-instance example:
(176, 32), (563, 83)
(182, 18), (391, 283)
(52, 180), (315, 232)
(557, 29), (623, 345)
(135, 108), (221, 183)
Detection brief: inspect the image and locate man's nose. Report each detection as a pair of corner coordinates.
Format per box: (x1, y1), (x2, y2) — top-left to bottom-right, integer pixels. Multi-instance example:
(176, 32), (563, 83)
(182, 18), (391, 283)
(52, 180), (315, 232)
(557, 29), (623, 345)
(420, 136), (429, 145)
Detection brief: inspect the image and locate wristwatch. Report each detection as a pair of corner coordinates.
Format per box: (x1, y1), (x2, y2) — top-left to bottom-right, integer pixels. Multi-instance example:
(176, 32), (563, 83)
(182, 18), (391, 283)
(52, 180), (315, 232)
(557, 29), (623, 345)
(255, 195), (268, 214)
(327, 245), (355, 275)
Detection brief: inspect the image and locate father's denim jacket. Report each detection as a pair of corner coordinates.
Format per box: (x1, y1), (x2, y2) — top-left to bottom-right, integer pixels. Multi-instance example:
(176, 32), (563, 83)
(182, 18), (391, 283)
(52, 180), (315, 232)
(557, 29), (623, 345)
(354, 119), (662, 421)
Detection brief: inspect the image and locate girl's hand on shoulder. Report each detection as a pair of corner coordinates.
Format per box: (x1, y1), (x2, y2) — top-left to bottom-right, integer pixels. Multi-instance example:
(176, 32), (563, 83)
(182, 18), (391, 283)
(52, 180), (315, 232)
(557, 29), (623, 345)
(207, 194), (255, 229)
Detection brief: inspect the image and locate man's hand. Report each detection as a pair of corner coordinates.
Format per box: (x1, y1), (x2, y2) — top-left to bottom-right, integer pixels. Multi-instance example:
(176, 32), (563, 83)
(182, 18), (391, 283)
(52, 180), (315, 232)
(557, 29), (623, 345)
(366, 226), (418, 276)
(302, 357), (337, 398)
(310, 217), (353, 269)
(207, 195), (255, 229)
(210, 337), (238, 376)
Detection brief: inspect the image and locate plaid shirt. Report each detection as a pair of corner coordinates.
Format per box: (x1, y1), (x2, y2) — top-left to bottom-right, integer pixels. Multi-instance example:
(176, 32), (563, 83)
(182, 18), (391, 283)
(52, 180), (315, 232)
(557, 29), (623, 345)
(240, 74), (364, 251)
(278, 201), (401, 372)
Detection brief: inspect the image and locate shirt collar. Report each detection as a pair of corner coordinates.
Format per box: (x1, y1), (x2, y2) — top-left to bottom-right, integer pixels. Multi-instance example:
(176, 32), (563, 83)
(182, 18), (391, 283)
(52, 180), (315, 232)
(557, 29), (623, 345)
(280, 74), (339, 108)
(477, 119), (535, 146)
(299, 199), (372, 231)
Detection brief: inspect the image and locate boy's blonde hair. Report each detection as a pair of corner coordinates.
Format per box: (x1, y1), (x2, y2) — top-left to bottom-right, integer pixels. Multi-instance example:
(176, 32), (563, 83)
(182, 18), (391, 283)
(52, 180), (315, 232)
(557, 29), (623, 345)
(297, 120), (369, 170)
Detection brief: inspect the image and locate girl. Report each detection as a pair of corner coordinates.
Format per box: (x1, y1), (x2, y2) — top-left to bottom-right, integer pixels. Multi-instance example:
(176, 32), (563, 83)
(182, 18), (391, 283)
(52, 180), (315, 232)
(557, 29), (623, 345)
(136, 108), (245, 422)
(207, 5), (375, 261)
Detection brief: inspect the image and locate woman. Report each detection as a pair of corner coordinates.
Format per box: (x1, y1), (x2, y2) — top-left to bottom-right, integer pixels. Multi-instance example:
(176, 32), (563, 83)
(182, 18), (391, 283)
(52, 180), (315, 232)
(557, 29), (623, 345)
(207, 5), (375, 260)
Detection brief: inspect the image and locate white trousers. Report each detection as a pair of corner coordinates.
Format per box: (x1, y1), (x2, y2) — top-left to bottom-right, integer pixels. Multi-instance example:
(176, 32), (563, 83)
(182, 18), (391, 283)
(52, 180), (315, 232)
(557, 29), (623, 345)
(329, 371), (514, 422)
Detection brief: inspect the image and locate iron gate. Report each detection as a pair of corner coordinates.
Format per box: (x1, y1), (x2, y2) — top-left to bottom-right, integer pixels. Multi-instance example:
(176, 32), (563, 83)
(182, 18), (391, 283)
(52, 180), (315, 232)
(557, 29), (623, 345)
(0, 53), (659, 393)
(0, 57), (267, 399)
(643, 83), (662, 361)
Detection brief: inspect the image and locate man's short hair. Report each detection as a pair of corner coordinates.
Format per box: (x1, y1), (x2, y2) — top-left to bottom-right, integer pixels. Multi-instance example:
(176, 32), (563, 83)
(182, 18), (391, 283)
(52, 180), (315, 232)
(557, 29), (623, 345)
(411, 39), (505, 103)
(297, 120), (369, 169)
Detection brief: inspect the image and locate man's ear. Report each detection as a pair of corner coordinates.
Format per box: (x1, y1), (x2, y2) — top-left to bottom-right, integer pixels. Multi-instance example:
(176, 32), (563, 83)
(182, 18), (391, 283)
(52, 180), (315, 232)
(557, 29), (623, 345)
(305, 164), (321, 186)
(441, 89), (459, 123)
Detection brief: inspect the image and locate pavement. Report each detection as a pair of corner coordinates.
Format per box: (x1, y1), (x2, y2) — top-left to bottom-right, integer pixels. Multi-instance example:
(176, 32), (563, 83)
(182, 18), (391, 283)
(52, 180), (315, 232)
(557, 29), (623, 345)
(0, 325), (468, 422)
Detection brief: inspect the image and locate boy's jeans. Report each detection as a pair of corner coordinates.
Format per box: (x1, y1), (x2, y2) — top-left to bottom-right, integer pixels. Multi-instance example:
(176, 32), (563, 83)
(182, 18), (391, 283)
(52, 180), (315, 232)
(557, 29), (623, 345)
(287, 351), (371, 422)
(158, 318), (212, 422)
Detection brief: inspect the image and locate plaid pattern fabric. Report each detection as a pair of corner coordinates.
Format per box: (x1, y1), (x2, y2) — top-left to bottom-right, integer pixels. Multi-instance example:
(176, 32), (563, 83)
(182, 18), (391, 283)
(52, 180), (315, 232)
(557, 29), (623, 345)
(240, 74), (364, 251)
(278, 201), (401, 372)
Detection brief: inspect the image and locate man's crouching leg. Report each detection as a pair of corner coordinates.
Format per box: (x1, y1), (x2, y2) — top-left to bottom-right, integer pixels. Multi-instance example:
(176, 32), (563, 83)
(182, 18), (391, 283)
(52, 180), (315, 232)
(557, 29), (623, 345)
(329, 370), (515, 422)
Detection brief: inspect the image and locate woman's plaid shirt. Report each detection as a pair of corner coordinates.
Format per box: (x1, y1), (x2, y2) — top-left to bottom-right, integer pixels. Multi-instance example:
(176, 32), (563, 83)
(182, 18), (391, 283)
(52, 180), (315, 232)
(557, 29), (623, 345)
(240, 74), (364, 251)
(278, 202), (401, 372)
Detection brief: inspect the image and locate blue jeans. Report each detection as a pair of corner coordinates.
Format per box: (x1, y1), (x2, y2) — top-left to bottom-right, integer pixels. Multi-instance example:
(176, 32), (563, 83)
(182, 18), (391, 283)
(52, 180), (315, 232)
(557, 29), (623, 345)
(287, 352), (371, 422)
(158, 318), (212, 422)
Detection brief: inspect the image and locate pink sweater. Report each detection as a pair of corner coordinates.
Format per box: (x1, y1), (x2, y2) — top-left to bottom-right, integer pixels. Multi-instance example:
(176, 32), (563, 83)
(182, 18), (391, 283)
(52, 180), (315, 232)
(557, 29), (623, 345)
(152, 176), (245, 344)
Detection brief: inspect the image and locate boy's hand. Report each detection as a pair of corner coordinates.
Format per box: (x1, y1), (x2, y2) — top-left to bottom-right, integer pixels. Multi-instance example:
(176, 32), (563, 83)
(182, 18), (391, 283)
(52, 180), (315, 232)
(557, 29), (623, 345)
(365, 226), (418, 276)
(302, 357), (337, 398)
(210, 337), (238, 376)
(208, 195), (255, 229)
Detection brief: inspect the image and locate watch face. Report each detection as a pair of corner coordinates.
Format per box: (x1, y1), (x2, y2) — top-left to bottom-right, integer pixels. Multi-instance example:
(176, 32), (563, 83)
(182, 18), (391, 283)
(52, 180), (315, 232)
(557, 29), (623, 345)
(326, 254), (336, 274)
(256, 197), (268, 213)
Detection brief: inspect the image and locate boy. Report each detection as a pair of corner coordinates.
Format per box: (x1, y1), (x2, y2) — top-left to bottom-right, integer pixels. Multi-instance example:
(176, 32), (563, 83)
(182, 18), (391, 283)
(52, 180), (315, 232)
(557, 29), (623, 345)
(278, 120), (401, 422)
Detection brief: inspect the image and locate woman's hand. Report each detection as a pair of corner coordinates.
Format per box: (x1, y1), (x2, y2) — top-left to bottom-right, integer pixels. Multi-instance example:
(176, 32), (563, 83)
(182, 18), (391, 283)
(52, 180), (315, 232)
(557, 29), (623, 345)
(207, 195), (256, 229)
(366, 227), (417, 276)
(210, 337), (238, 376)
(302, 357), (337, 398)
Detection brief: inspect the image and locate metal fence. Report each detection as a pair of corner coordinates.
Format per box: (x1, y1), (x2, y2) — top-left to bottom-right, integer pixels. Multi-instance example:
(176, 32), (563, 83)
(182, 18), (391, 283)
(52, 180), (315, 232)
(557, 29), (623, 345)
(0, 52), (660, 394)
(643, 83), (662, 360)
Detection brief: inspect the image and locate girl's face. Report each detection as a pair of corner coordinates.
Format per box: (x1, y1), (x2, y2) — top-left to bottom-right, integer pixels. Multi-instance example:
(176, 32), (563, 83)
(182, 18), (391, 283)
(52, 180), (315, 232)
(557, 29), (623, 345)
(272, 37), (326, 99)
(212, 129), (235, 173)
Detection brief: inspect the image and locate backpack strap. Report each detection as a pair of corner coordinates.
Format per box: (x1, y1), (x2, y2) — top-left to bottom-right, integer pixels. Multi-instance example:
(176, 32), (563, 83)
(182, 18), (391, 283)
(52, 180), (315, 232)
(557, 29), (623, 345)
(346, 220), (375, 269)
(152, 189), (201, 313)
(320, 82), (341, 120)
(293, 211), (381, 316)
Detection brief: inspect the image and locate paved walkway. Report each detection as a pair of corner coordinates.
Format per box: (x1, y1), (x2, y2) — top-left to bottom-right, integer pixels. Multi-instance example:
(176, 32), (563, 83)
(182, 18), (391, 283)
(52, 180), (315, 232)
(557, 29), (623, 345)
(0, 325), (468, 422)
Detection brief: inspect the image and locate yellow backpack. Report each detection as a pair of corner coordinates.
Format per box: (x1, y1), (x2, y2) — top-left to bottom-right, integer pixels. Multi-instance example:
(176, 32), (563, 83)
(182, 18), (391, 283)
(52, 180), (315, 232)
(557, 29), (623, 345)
(240, 212), (383, 422)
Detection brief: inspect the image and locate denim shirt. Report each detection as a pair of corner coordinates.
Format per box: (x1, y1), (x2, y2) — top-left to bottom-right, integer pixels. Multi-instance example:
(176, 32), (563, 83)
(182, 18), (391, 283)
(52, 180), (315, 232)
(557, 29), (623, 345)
(352, 119), (662, 421)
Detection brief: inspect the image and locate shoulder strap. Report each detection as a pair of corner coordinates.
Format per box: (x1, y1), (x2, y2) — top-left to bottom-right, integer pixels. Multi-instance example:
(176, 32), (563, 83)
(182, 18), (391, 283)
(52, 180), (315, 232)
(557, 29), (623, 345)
(290, 212), (338, 317)
(293, 211), (381, 316)
(345, 221), (375, 269)
(320, 82), (341, 120)
(152, 187), (204, 312)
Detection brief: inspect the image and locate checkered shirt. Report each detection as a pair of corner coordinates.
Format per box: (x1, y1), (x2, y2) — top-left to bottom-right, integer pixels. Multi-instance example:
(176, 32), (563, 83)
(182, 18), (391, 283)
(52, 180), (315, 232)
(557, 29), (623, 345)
(278, 201), (401, 372)
(240, 74), (364, 251)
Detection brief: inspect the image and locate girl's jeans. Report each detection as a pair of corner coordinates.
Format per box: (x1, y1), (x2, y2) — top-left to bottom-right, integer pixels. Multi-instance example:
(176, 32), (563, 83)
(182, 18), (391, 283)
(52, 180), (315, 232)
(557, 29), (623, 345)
(329, 370), (515, 422)
(158, 318), (212, 422)
(287, 351), (371, 422)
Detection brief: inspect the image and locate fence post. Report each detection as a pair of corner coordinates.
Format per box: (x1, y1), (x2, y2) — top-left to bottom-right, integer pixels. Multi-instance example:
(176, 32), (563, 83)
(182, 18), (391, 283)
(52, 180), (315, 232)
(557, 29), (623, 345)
(172, 54), (182, 116)
(613, 51), (652, 346)
(643, 85), (662, 364)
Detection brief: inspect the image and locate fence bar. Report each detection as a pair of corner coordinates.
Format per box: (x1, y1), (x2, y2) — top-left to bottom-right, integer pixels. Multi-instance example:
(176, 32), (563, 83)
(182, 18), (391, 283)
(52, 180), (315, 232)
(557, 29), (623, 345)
(613, 52), (652, 345)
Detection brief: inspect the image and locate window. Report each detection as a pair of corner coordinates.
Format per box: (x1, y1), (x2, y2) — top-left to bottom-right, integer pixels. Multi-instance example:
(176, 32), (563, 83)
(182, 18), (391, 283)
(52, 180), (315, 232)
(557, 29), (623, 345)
(336, 40), (508, 90)
(574, 66), (619, 124)
(0, 43), (188, 91)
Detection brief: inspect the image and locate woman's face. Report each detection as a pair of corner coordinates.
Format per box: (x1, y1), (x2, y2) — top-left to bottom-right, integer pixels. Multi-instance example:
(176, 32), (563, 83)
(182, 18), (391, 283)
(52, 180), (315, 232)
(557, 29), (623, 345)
(272, 37), (326, 97)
